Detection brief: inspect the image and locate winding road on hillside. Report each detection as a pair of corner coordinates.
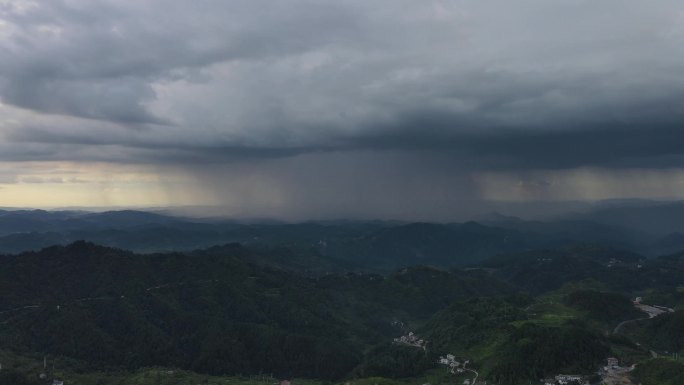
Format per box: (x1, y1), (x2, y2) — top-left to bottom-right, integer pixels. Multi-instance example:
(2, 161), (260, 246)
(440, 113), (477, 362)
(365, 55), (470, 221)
(611, 301), (674, 362)
(612, 317), (648, 335)
(466, 368), (478, 385)
(613, 302), (674, 335)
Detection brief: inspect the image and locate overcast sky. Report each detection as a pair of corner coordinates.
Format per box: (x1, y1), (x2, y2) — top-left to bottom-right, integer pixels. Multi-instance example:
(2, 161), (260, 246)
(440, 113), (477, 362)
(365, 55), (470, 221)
(1, 0), (684, 220)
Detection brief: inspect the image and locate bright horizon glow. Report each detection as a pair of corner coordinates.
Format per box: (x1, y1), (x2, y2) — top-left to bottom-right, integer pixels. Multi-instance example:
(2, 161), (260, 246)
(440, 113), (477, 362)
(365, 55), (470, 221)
(0, 161), (218, 208)
(2, 1), (684, 219)
(3, 159), (684, 220)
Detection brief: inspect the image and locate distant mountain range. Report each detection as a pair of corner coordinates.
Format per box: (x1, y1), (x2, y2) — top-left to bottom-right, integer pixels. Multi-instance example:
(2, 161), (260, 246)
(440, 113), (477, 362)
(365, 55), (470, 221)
(3, 201), (684, 269)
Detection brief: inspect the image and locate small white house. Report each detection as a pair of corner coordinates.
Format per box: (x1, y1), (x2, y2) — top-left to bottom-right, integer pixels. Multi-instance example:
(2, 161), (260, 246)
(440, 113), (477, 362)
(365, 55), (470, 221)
(555, 374), (583, 384)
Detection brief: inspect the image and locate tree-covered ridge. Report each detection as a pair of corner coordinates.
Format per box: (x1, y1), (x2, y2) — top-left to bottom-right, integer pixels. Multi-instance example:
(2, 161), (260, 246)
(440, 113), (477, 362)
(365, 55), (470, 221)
(563, 290), (644, 323)
(480, 245), (682, 294)
(632, 359), (684, 385)
(0, 242), (514, 380)
(488, 322), (609, 384)
(422, 296), (528, 353)
(624, 310), (684, 354)
(1, 240), (682, 384)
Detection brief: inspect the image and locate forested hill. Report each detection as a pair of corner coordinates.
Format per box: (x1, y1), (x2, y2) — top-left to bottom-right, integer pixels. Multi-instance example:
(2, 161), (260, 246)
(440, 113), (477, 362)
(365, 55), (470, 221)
(2, 241), (683, 383)
(479, 244), (683, 294)
(0, 242), (513, 380)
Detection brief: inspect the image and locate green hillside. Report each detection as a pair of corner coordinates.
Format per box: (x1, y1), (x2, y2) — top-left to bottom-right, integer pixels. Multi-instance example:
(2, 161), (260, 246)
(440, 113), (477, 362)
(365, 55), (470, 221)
(0, 241), (681, 384)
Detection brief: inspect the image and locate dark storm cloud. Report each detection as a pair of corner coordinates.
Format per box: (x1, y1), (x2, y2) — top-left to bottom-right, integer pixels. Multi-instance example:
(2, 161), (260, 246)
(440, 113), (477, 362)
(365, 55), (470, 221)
(1, 0), (684, 171)
(0, 0), (363, 123)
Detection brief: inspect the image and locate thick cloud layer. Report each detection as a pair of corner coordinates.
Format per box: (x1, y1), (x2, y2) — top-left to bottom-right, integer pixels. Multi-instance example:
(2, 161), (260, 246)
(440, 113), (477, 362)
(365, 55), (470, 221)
(1, 0), (684, 216)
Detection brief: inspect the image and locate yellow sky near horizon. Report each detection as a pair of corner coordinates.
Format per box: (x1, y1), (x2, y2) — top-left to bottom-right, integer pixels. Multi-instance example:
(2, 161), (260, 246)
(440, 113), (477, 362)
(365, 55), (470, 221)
(0, 161), (218, 208)
(3, 159), (684, 212)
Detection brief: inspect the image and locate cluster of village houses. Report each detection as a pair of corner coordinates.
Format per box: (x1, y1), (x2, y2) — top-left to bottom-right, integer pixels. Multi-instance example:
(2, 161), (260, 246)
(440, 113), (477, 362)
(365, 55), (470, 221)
(541, 357), (635, 385)
(393, 332), (428, 350)
(632, 297), (675, 318)
(431, 298), (671, 385)
(541, 373), (586, 385)
(438, 354), (469, 375)
(432, 355), (633, 385)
